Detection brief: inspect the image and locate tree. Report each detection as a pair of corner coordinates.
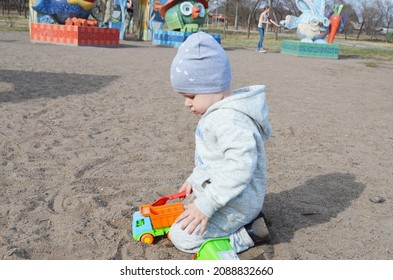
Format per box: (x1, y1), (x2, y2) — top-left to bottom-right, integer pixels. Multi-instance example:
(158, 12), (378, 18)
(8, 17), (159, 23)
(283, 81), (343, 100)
(376, 0), (393, 42)
(349, 0), (385, 40)
(246, 0), (262, 38)
(367, 1), (383, 40)
(234, 0), (239, 30)
(13, 0), (25, 16)
(339, 3), (358, 40)
(276, 0), (300, 17)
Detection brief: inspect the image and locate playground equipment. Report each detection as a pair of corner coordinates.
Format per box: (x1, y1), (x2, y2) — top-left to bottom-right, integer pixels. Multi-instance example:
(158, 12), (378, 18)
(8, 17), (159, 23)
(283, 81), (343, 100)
(28, 0), (131, 45)
(280, 0), (340, 58)
(31, 0), (95, 24)
(159, 0), (208, 32)
(280, 0), (330, 44)
(149, 0), (221, 46)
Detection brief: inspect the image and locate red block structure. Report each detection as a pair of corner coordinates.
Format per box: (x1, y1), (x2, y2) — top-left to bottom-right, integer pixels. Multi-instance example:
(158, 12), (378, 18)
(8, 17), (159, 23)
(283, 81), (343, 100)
(30, 23), (119, 46)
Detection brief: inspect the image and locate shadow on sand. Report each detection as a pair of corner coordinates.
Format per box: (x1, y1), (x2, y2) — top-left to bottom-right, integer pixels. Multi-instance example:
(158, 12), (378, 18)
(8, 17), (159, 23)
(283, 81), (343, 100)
(0, 70), (119, 103)
(264, 172), (365, 244)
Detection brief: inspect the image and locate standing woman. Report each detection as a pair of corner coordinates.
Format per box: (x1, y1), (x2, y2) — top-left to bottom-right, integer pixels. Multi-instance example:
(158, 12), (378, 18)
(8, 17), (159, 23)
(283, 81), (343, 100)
(256, 6), (280, 53)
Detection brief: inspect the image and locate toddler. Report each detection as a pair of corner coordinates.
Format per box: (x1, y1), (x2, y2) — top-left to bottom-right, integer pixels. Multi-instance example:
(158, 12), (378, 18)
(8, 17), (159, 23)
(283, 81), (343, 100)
(169, 32), (272, 253)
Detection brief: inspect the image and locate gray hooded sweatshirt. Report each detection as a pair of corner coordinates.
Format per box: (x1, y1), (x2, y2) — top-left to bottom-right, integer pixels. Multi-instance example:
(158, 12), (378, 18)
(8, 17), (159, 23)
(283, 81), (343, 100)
(189, 85), (271, 227)
(169, 85), (272, 253)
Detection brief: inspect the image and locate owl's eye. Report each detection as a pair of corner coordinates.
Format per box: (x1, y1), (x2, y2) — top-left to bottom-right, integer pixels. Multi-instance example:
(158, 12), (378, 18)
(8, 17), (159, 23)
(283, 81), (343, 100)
(180, 2), (193, 16)
(195, 3), (205, 17)
(323, 18), (330, 27)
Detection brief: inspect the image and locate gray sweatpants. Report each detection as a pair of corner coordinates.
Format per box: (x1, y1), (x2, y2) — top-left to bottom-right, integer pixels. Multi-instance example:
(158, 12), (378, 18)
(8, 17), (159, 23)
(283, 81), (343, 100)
(168, 194), (258, 253)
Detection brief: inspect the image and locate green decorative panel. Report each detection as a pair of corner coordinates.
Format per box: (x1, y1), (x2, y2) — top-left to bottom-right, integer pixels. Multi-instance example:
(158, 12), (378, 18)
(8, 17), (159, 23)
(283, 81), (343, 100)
(281, 40), (339, 59)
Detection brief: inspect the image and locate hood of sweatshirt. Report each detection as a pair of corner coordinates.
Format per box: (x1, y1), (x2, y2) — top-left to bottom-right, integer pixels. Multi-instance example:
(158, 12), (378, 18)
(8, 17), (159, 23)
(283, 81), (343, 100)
(202, 85), (272, 140)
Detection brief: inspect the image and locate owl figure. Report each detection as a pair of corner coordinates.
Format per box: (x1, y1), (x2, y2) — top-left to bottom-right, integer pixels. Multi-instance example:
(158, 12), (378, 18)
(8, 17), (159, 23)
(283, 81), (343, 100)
(159, 0), (208, 32)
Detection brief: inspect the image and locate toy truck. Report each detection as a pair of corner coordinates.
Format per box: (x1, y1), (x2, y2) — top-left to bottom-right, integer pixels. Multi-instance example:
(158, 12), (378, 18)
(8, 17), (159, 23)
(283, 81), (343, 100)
(132, 202), (184, 244)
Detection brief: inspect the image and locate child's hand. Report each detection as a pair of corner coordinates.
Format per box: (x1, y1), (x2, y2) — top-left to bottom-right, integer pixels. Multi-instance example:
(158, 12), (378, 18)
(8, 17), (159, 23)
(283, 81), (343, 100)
(179, 181), (193, 197)
(175, 202), (208, 236)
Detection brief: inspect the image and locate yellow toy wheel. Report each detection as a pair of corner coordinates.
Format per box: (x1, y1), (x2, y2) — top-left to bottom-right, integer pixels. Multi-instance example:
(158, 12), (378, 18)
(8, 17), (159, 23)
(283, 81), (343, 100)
(141, 233), (154, 244)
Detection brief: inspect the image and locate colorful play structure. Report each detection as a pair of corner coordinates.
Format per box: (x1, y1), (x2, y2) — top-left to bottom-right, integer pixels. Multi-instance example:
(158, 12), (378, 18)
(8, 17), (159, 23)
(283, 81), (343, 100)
(28, 0), (220, 47)
(280, 0), (342, 59)
(150, 0), (220, 46)
(29, 0), (342, 56)
(135, 0), (220, 46)
(29, 0), (123, 46)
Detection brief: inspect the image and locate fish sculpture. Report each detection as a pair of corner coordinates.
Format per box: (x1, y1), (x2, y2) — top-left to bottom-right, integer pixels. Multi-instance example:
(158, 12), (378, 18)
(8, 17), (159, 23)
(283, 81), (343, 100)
(32, 0), (95, 24)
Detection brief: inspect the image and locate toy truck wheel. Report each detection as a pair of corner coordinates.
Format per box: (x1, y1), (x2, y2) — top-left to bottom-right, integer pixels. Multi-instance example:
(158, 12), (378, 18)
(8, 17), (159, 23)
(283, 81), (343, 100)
(141, 233), (154, 244)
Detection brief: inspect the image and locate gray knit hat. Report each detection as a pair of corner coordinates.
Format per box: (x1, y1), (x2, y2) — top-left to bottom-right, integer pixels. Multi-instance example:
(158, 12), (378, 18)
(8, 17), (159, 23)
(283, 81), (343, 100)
(170, 32), (231, 94)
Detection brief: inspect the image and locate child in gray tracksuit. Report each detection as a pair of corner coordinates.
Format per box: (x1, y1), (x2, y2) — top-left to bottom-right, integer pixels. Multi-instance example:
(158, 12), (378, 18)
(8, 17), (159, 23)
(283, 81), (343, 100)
(168, 32), (272, 254)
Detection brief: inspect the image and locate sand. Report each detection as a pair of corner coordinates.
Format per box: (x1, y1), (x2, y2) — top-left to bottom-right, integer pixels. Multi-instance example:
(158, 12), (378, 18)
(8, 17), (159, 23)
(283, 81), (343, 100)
(0, 31), (392, 260)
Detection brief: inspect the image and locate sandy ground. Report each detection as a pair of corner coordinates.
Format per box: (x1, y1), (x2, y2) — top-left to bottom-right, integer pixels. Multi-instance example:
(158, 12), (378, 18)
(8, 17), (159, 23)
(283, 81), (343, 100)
(0, 31), (392, 260)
